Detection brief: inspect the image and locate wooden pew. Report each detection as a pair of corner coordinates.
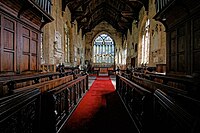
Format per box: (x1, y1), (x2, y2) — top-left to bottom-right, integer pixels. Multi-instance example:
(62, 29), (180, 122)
(130, 72), (200, 100)
(117, 74), (200, 133)
(153, 89), (200, 133)
(0, 71), (73, 97)
(131, 74), (188, 96)
(116, 75), (153, 133)
(0, 88), (41, 133)
(0, 71), (87, 133)
(13, 75), (74, 93)
(40, 75), (88, 133)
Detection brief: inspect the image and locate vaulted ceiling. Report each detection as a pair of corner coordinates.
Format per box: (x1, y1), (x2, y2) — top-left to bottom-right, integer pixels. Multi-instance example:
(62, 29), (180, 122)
(62, 0), (148, 35)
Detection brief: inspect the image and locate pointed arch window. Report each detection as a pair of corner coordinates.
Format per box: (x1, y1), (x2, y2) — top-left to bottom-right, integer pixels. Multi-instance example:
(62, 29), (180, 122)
(122, 41), (127, 65)
(141, 19), (150, 65)
(93, 34), (115, 63)
(64, 24), (70, 63)
(40, 32), (45, 64)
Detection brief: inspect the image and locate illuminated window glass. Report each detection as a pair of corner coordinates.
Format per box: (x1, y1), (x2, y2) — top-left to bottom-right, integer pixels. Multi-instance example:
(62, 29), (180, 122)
(40, 32), (45, 64)
(93, 34), (115, 63)
(122, 42), (127, 65)
(64, 24), (70, 63)
(141, 19), (150, 65)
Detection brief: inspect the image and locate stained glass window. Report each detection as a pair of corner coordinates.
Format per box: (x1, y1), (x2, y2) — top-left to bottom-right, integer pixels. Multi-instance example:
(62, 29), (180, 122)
(93, 34), (115, 63)
(64, 24), (70, 63)
(141, 19), (150, 65)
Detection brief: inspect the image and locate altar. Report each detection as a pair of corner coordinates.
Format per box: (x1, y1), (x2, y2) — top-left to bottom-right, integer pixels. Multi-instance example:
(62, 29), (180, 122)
(92, 63), (114, 76)
(93, 67), (114, 76)
(99, 67), (108, 76)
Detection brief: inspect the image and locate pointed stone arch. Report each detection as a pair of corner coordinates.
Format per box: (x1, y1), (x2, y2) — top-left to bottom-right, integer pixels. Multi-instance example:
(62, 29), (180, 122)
(138, 15), (150, 66)
(64, 22), (71, 64)
(92, 32), (115, 64)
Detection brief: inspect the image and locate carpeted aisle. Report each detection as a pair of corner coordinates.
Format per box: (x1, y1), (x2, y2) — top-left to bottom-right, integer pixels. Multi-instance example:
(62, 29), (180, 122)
(60, 76), (138, 133)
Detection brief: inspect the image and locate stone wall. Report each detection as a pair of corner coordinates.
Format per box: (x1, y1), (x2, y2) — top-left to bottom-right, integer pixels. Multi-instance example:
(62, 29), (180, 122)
(125, 0), (166, 68)
(42, 0), (85, 67)
(41, 0), (167, 70)
(85, 21), (122, 66)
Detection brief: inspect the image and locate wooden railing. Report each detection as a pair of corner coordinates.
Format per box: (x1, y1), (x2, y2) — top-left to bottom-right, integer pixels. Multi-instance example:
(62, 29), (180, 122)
(41, 75), (88, 132)
(0, 88), (41, 133)
(132, 73), (187, 95)
(131, 72), (200, 99)
(153, 89), (200, 133)
(116, 74), (200, 133)
(32, 0), (52, 14)
(14, 75), (74, 93)
(116, 75), (153, 133)
(0, 70), (73, 97)
(0, 71), (88, 133)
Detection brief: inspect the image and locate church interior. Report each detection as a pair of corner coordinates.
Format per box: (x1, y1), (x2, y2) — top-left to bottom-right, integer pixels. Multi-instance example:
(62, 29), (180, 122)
(0, 0), (200, 133)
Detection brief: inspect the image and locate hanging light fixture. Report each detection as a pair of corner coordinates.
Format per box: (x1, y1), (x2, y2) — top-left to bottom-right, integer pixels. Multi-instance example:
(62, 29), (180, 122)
(41, 15), (45, 23)
(162, 15), (166, 21)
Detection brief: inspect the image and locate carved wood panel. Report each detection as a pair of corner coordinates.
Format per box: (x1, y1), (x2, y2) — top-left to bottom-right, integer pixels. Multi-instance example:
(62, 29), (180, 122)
(177, 26), (185, 72)
(170, 55), (176, 71)
(177, 54), (185, 72)
(193, 17), (200, 73)
(169, 30), (177, 71)
(170, 30), (177, 54)
(1, 16), (16, 72)
(0, 13), (40, 74)
(0, 14), (2, 71)
(169, 25), (186, 73)
(22, 27), (30, 71)
(21, 27), (38, 72)
(30, 31), (38, 70)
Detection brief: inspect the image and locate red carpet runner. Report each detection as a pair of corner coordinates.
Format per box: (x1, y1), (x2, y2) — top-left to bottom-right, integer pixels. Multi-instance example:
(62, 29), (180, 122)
(60, 76), (138, 133)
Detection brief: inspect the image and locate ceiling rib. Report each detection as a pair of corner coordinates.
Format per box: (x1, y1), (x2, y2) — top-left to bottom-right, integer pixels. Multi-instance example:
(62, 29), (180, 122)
(63, 0), (147, 35)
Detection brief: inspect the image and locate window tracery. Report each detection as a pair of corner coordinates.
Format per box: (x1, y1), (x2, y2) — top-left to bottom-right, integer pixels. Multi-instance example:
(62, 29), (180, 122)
(93, 34), (115, 63)
(141, 19), (150, 65)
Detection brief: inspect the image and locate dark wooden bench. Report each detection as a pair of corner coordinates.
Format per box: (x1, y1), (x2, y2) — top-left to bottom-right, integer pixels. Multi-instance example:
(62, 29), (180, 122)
(0, 88), (41, 133)
(0, 72), (88, 133)
(131, 71), (200, 99)
(117, 74), (200, 133)
(0, 71), (73, 97)
(132, 74), (187, 94)
(153, 89), (200, 133)
(116, 75), (153, 133)
(40, 75), (88, 133)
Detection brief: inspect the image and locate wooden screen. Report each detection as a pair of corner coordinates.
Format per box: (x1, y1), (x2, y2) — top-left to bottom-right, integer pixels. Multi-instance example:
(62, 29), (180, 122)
(21, 27), (38, 72)
(0, 13), (40, 74)
(1, 16), (16, 72)
(193, 17), (200, 73)
(169, 25), (186, 73)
